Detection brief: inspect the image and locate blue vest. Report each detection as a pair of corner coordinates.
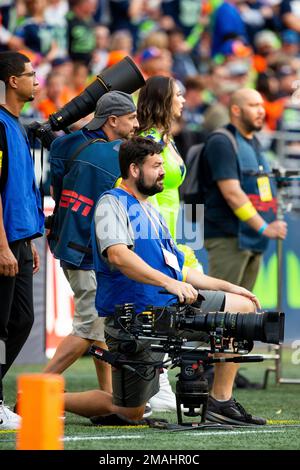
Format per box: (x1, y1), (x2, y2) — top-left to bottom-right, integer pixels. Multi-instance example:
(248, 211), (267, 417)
(0, 108), (44, 243)
(92, 188), (185, 316)
(235, 131), (277, 253)
(49, 130), (122, 266)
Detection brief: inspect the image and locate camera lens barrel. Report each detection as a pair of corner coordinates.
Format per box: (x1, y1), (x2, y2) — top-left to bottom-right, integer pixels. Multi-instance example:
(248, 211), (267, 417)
(179, 310), (284, 345)
(48, 56), (145, 131)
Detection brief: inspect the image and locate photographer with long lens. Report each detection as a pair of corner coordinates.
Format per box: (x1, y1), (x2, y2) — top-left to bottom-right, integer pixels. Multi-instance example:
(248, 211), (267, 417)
(43, 91), (139, 393)
(64, 137), (267, 426)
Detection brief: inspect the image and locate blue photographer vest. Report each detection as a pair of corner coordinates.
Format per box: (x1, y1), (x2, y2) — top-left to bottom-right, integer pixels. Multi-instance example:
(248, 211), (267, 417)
(92, 188), (185, 316)
(0, 108), (44, 243)
(49, 130), (122, 266)
(235, 131), (277, 252)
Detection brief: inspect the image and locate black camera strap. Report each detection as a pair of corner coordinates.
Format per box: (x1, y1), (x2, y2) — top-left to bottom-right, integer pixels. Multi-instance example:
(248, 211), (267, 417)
(65, 137), (106, 172)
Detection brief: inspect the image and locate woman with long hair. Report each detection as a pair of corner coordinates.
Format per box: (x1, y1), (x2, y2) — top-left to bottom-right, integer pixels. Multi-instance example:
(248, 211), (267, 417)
(137, 75), (185, 240)
(137, 76), (201, 413)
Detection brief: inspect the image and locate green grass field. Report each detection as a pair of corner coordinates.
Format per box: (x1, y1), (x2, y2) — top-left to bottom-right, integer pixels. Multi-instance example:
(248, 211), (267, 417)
(1, 347), (300, 451)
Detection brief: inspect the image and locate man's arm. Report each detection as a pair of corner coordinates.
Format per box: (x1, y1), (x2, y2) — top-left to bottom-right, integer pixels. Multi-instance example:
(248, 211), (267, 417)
(217, 179), (287, 239)
(185, 267), (261, 309)
(0, 196), (18, 276)
(107, 244), (198, 304)
(0, 123), (18, 276)
(95, 194), (198, 304)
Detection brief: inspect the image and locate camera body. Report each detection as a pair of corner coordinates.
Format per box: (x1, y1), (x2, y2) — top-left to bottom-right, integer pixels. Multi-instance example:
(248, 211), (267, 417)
(114, 302), (285, 355)
(91, 302), (284, 427)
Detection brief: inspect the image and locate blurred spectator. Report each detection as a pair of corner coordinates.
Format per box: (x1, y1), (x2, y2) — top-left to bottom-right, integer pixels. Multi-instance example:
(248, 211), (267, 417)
(0, 0), (25, 51)
(256, 69), (285, 130)
(253, 29), (281, 73)
(211, 1), (249, 57)
(280, 0), (300, 36)
(110, 29), (133, 54)
(203, 81), (238, 132)
(281, 29), (300, 57)
(167, 27), (198, 81)
(37, 71), (71, 119)
(90, 25), (110, 75)
(161, 0), (202, 38)
(67, 0), (97, 65)
(139, 30), (169, 50)
(71, 61), (89, 96)
(44, 0), (68, 57)
(15, 0), (64, 61)
(226, 59), (252, 87)
(182, 75), (207, 132)
(138, 46), (172, 78)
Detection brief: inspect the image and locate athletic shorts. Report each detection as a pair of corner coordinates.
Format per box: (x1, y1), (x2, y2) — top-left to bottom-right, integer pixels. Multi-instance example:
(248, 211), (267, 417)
(63, 268), (105, 342)
(104, 289), (226, 407)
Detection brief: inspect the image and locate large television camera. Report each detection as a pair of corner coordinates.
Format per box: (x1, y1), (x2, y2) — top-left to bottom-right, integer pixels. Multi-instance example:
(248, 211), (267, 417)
(90, 298), (284, 428)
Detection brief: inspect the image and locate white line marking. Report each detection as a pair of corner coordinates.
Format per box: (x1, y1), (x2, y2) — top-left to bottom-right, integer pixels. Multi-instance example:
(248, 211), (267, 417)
(184, 429), (287, 437)
(64, 435), (144, 442)
(63, 428), (288, 442)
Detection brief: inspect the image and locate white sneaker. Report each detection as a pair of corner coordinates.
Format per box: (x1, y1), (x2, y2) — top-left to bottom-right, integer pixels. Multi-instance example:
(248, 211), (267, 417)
(149, 369), (177, 412)
(0, 401), (21, 430)
(143, 403), (152, 418)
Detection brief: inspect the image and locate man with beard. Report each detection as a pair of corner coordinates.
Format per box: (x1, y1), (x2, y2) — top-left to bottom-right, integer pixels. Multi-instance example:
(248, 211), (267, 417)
(44, 91), (139, 395)
(64, 136), (268, 426)
(0, 52), (44, 429)
(203, 88), (287, 294)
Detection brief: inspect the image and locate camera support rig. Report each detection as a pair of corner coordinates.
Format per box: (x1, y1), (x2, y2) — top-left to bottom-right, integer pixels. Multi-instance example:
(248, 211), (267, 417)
(89, 301), (283, 428)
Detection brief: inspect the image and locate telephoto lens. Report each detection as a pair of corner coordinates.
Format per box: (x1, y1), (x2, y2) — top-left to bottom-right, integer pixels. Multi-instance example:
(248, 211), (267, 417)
(178, 310), (285, 345)
(48, 56), (145, 131)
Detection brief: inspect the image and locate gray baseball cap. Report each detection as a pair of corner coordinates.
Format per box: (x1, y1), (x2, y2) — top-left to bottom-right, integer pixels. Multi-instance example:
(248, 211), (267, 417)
(86, 91), (136, 130)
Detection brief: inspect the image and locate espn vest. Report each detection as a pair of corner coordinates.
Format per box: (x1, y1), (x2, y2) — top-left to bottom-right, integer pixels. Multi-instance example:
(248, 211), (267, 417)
(0, 108), (44, 243)
(49, 130), (121, 266)
(92, 188), (185, 316)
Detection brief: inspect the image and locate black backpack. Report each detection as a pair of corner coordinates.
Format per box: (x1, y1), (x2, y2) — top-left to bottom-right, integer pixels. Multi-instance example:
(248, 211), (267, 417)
(181, 128), (239, 207)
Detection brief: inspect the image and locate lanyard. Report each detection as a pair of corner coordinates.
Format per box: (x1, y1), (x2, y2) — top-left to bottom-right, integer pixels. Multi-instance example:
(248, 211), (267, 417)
(118, 184), (174, 252)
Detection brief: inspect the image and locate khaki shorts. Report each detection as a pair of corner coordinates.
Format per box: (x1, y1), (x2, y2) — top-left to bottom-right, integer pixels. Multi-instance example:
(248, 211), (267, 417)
(104, 289), (226, 408)
(63, 268), (105, 342)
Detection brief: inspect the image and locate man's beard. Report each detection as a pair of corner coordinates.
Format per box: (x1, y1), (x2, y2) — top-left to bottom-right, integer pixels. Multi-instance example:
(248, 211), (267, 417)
(136, 171), (164, 196)
(241, 111), (264, 133)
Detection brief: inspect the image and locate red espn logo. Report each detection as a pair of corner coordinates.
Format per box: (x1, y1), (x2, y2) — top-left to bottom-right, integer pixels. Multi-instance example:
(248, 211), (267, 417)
(59, 190), (94, 216)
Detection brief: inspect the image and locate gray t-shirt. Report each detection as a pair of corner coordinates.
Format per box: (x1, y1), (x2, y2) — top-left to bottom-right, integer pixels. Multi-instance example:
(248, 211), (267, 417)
(94, 194), (134, 267)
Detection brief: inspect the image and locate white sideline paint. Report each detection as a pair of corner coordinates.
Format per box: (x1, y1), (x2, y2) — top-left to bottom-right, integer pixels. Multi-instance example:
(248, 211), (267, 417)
(63, 429), (286, 442)
(64, 435), (144, 442)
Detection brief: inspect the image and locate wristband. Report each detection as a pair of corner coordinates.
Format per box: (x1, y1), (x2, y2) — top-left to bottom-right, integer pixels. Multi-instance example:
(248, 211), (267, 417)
(234, 202), (257, 222)
(258, 222), (268, 235)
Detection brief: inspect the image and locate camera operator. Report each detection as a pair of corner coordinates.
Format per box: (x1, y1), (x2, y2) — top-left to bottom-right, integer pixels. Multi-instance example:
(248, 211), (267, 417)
(64, 137), (266, 426)
(43, 91), (139, 394)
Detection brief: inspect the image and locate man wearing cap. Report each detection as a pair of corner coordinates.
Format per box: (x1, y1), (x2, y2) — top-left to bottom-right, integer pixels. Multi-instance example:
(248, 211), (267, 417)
(43, 91), (139, 392)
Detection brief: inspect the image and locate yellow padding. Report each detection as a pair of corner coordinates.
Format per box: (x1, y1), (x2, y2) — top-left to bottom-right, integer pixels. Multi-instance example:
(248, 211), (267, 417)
(234, 201), (257, 222)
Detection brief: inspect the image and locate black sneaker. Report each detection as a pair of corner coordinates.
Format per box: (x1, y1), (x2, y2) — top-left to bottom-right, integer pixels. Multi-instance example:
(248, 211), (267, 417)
(205, 396), (266, 426)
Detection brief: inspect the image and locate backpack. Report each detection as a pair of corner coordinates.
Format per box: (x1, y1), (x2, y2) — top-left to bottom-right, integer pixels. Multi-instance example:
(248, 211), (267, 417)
(181, 128), (239, 208)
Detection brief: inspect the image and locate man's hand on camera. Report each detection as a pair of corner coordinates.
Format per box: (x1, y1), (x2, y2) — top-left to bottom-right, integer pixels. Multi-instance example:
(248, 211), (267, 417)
(164, 279), (199, 304)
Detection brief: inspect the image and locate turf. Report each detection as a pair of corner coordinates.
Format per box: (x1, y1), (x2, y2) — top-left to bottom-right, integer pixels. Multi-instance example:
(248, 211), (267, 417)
(1, 347), (300, 450)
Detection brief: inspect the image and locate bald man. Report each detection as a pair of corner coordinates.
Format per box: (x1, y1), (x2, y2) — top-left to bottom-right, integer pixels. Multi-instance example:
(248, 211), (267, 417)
(199, 90), (287, 423)
(202, 88), (287, 291)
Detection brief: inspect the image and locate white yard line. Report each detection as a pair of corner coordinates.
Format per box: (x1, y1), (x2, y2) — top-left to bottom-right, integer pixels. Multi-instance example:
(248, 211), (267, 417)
(63, 428), (287, 442)
(64, 435), (144, 442)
